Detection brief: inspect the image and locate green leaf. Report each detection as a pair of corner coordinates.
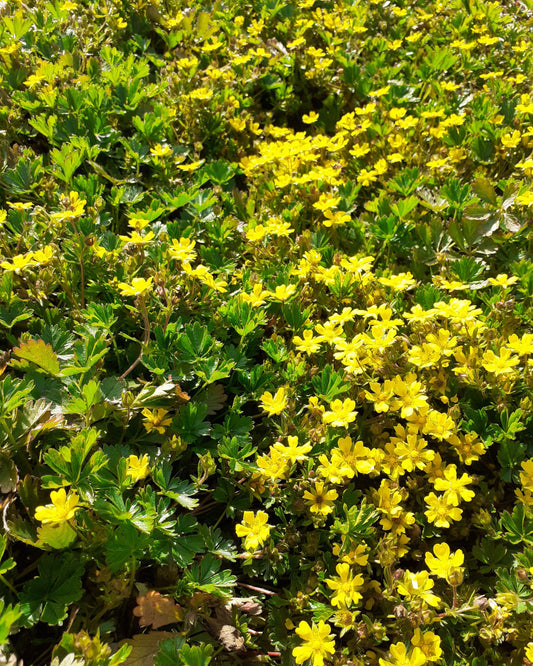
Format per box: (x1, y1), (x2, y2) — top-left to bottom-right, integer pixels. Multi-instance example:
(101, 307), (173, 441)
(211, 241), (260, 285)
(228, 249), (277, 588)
(185, 553), (236, 597)
(19, 554), (84, 626)
(154, 636), (187, 666)
(172, 403), (210, 442)
(0, 599), (22, 645)
(472, 178), (498, 206)
(178, 644), (214, 666)
(331, 499), (379, 544)
(0, 376), (35, 413)
(218, 436), (256, 473)
(0, 454), (17, 493)
(12, 339), (60, 376)
(172, 515), (205, 567)
(311, 365), (350, 402)
(0, 301), (33, 329)
(153, 462), (199, 509)
(105, 524), (150, 573)
(175, 323), (215, 363)
(500, 504), (533, 545)
(390, 195), (418, 219)
(201, 160), (235, 185)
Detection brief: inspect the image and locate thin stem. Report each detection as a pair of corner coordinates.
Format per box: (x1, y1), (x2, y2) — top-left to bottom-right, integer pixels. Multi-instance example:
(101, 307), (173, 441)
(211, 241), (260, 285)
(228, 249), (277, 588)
(0, 573), (17, 595)
(119, 296), (151, 380)
(238, 582), (277, 596)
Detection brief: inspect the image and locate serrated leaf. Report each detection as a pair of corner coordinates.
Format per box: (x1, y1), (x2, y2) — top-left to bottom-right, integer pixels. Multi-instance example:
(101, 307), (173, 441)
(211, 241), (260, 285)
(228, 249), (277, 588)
(133, 591), (184, 630)
(472, 178), (498, 206)
(19, 554), (83, 626)
(12, 339), (60, 375)
(0, 454), (17, 493)
(121, 632), (175, 666)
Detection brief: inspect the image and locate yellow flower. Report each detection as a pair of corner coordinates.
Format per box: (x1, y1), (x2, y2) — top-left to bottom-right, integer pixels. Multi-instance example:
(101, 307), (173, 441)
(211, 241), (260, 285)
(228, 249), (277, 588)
(241, 283), (271, 307)
(425, 543), (464, 582)
(293, 621), (335, 666)
(119, 230), (155, 245)
(379, 642), (426, 666)
(501, 131), (521, 148)
(322, 398), (357, 427)
(168, 237), (197, 263)
(433, 465), (475, 504)
(520, 459), (533, 492)
(270, 284), (297, 302)
(7, 201), (33, 211)
(293, 330), (321, 354)
(117, 277), (153, 297)
(411, 628), (442, 662)
(378, 272), (416, 291)
(322, 209), (351, 227)
(482, 348), (520, 375)
(126, 454), (151, 481)
(397, 570), (441, 609)
(150, 143), (173, 158)
(141, 408), (172, 434)
(303, 111), (319, 124)
(507, 333), (533, 356)
(0, 253), (35, 274)
(260, 388), (288, 416)
(487, 273), (518, 287)
(303, 481), (338, 515)
(424, 492), (462, 528)
(271, 436), (312, 465)
(325, 562), (364, 607)
(35, 488), (80, 524)
(235, 510), (271, 551)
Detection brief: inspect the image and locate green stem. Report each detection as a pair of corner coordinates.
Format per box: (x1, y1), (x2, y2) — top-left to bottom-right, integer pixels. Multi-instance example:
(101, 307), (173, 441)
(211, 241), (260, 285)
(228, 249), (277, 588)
(0, 573), (17, 595)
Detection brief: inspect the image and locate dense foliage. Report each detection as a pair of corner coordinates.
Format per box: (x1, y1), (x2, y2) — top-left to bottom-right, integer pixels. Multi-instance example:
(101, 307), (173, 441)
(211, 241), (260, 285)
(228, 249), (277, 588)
(0, 0), (533, 664)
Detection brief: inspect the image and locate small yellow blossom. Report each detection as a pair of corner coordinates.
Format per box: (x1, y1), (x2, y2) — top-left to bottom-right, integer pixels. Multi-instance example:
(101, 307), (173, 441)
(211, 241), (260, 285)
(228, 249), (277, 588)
(235, 510), (271, 551)
(303, 111), (319, 124)
(487, 273), (518, 287)
(303, 481), (338, 515)
(293, 621), (335, 666)
(35, 489), (80, 524)
(141, 408), (172, 434)
(424, 492), (463, 528)
(325, 562), (364, 607)
(411, 629), (443, 662)
(379, 641), (426, 666)
(322, 398), (357, 427)
(425, 542), (464, 582)
(117, 277), (153, 297)
(271, 436), (312, 465)
(126, 454), (151, 481)
(260, 387), (288, 416)
(482, 348), (520, 375)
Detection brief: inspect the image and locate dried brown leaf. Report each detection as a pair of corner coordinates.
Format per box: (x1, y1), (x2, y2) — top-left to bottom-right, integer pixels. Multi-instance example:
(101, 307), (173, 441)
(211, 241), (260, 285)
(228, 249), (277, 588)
(120, 632), (174, 666)
(132, 591), (184, 630)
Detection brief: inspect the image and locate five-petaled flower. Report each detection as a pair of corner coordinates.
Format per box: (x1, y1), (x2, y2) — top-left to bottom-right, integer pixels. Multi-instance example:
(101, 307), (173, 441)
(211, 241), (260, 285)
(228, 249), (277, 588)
(117, 277), (153, 297)
(260, 387), (288, 416)
(293, 620), (335, 666)
(235, 510), (271, 551)
(35, 488), (80, 524)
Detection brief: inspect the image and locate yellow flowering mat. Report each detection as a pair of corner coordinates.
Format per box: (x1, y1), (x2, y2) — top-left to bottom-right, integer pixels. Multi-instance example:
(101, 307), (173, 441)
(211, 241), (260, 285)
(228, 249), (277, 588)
(0, 0), (532, 664)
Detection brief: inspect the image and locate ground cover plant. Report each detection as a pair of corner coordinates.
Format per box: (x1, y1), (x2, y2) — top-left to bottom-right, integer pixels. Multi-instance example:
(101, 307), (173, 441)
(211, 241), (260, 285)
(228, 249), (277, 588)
(0, 0), (533, 663)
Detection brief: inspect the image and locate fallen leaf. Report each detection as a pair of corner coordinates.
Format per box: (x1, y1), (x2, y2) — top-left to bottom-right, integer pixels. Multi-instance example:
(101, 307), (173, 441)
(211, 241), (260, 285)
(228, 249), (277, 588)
(133, 591), (184, 630)
(120, 632), (174, 666)
(225, 598), (262, 616)
(206, 617), (245, 652)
